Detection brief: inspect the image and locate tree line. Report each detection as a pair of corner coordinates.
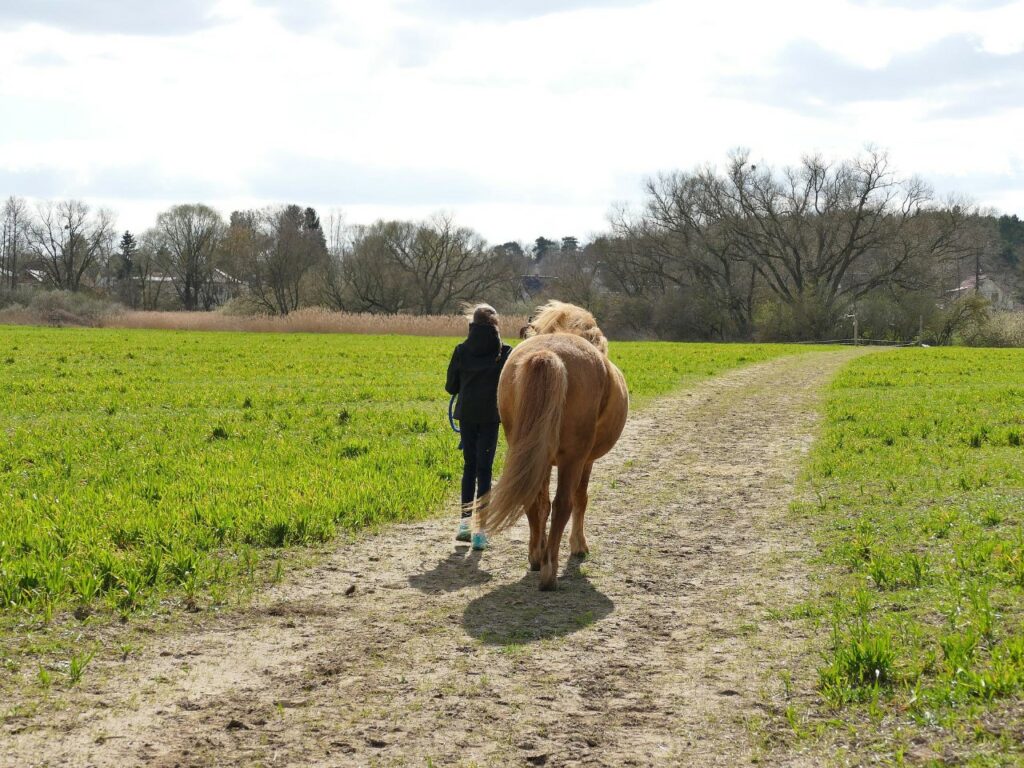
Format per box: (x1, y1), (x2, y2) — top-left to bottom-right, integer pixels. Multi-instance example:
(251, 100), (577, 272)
(2, 148), (1022, 341)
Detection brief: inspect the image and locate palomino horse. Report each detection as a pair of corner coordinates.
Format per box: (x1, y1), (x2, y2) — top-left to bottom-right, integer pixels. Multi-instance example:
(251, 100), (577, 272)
(477, 301), (629, 590)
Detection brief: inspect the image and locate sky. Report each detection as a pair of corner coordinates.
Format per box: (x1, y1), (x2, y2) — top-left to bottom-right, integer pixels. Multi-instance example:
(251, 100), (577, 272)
(0, 0), (1022, 244)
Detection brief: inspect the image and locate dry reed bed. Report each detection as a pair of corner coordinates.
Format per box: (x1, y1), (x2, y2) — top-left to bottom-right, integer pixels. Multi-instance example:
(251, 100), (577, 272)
(102, 308), (530, 336)
(0, 308), (41, 326)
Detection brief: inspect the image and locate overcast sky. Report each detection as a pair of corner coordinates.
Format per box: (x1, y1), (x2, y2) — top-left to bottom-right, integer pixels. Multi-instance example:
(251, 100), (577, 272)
(1, 0), (1022, 243)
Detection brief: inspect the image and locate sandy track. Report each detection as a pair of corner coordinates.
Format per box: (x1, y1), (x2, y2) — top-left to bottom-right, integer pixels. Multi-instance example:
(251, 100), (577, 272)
(3, 350), (861, 768)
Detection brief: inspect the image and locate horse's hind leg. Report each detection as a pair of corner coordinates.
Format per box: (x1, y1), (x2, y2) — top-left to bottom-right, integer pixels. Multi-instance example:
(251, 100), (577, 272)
(569, 462), (593, 558)
(539, 461), (583, 591)
(527, 467), (552, 571)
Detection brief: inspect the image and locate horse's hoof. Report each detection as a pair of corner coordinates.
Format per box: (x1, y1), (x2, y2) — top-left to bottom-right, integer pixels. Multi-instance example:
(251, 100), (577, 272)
(529, 561), (541, 572)
(570, 549), (589, 560)
(539, 563), (556, 589)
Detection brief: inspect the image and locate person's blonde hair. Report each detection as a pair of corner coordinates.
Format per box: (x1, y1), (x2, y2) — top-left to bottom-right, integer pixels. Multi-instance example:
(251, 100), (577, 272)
(464, 302), (499, 327)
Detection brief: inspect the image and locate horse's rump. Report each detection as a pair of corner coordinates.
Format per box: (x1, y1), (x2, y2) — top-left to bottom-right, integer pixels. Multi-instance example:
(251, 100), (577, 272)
(479, 344), (569, 534)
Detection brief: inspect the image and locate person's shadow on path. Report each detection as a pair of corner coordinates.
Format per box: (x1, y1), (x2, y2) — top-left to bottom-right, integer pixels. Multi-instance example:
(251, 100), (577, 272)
(462, 558), (614, 645)
(408, 546), (492, 594)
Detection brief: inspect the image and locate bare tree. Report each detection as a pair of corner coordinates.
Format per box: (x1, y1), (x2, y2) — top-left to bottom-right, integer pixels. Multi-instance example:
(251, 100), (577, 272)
(150, 204), (224, 310)
(319, 216), (518, 314)
(1, 196), (29, 290)
(962, 211), (1000, 295)
(619, 149), (968, 338)
(228, 205), (328, 315)
(320, 210), (355, 311)
(545, 240), (604, 310)
(119, 232), (169, 310)
(388, 214), (516, 314)
(612, 177), (759, 337)
(27, 200), (115, 291)
(323, 209), (347, 259)
(335, 220), (417, 313)
(721, 149), (962, 334)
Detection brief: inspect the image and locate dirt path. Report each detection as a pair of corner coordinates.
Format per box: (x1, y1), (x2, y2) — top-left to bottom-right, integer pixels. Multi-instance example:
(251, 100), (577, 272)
(3, 350), (862, 768)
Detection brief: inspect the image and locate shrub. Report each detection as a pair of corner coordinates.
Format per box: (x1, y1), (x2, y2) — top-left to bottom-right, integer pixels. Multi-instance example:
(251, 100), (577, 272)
(0, 290), (122, 327)
(925, 294), (990, 345)
(218, 296), (267, 317)
(961, 311), (1024, 348)
(0, 289), (29, 310)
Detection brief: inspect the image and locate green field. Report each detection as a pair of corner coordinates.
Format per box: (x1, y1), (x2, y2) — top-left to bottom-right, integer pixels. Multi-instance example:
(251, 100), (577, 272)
(5, 328), (1023, 759)
(790, 348), (1024, 764)
(0, 327), (813, 624)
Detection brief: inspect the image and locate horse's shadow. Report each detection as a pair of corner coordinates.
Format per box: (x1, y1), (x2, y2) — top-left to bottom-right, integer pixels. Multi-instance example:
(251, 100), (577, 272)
(408, 546), (492, 594)
(462, 558), (614, 645)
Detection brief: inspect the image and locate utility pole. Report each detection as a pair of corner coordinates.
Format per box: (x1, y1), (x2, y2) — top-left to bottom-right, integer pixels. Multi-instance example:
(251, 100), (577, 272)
(845, 312), (859, 346)
(975, 243), (982, 297)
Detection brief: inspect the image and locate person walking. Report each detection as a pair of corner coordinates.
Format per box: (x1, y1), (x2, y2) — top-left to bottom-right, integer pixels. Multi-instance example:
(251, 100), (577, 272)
(445, 304), (512, 550)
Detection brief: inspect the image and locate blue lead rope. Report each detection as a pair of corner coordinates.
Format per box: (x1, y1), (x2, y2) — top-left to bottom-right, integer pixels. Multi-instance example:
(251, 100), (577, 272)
(448, 394), (461, 434)
(448, 394), (462, 450)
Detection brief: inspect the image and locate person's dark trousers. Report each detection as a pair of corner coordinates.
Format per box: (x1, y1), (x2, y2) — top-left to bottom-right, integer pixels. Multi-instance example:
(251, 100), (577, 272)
(460, 421), (500, 517)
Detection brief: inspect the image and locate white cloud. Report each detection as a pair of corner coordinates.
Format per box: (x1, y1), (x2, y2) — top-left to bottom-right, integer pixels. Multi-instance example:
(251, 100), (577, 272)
(0, 0), (221, 35)
(730, 35), (1024, 118)
(0, 0), (1022, 241)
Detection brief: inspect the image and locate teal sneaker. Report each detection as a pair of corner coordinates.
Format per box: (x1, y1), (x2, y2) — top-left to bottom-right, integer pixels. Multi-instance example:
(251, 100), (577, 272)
(455, 520), (471, 542)
(471, 531), (488, 551)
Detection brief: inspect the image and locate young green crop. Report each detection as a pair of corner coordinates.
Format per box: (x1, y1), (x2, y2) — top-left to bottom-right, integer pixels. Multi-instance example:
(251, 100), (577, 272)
(793, 347), (1024, 762)
(0, 326), (819, 628)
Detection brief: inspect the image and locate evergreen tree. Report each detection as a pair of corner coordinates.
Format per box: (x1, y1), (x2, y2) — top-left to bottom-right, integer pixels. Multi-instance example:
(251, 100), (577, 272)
(303, 206), (328, 253)
(303, 207), (322, 232)
(116, 230), (138, 280)
(497, 241), (524, 260)
(997, 214), (1023, 268)
(533, 236), (557, 262)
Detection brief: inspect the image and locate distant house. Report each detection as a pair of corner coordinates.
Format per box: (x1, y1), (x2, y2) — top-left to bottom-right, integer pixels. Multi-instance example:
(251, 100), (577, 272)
(99, 269), (241, 308)
(520, 274), (558, 299)
(210, 268), (243, 305)
(946, 275), (1016, 311)
(0, 268), (48, 288)
(148, 273), (175, 286)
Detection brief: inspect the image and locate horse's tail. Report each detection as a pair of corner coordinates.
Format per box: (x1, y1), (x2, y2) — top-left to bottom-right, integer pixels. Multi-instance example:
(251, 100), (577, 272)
(480, 349), (567, 535)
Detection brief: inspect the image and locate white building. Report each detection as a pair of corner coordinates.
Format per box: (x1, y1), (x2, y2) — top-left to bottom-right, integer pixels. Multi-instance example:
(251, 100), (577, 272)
(946, 275), (1016, 311)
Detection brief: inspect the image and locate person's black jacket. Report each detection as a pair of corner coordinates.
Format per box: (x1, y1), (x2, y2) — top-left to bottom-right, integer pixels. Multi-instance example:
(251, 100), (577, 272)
(445, 323), (512, 424)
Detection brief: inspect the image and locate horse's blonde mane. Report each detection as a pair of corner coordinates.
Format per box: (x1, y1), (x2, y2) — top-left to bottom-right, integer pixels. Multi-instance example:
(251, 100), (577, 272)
(526, 300), (608, 355)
